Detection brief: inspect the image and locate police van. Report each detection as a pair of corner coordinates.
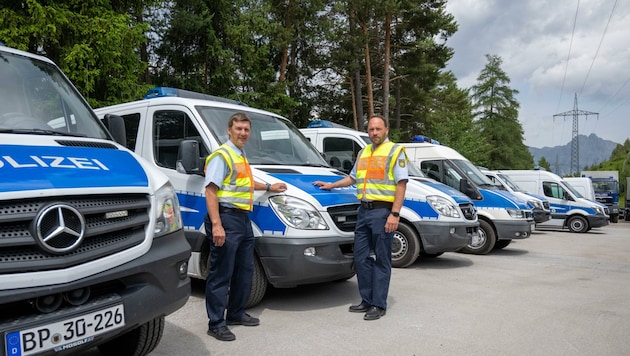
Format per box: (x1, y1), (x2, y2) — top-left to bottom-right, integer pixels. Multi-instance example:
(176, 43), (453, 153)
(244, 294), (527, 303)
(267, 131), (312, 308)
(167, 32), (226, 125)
(499, 170), (609, 233)
(301, 120), (479, 265)
(482, 170), (552, 224)
(0, 47), (190, 355)
(400, 138), (534, 254)
(94, 88), (357, 306)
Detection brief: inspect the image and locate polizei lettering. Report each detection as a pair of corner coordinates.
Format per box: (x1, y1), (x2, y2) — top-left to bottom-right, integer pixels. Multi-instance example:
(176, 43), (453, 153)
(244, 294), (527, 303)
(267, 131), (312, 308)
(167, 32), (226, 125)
(0, 155), (110, 170)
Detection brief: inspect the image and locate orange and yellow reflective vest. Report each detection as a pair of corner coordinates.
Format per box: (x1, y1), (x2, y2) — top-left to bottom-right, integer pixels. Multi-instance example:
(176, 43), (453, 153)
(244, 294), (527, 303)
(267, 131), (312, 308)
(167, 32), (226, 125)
(204, 144), (254, 211)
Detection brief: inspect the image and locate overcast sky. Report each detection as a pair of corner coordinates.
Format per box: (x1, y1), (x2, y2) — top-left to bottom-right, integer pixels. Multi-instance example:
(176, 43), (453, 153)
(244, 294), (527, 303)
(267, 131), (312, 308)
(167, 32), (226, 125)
(444, 0), (629, 148)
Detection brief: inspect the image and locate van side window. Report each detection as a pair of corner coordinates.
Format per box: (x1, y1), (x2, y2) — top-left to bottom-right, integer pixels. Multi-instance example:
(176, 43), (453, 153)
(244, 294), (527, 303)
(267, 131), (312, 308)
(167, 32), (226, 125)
(153, 110), (209, 169)
(120, 113), (140, 150)
(543, 182), (565, 199)
(322, 137), (361, 173)
(421, 161), (443, 182)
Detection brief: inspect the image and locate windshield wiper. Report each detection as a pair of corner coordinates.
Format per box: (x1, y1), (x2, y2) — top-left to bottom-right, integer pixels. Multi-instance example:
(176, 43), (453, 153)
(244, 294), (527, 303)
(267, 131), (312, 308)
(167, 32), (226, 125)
(0, 128), (87, 137)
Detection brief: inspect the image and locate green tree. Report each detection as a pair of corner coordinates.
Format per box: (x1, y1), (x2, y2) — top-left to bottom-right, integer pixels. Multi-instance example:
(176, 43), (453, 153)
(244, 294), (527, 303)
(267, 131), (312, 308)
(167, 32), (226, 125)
(538, 156), (551, 171)
(0, 0), (150, 107)
(470, 54), (533, 169)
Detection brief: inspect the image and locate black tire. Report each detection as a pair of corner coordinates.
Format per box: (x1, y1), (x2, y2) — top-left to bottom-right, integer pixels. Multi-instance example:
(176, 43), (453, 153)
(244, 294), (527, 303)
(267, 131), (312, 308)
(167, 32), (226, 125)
(493, 239), (512, 250)
(611, 214), (619, 223)
(98, 316), (164, 356)
(245, 257), (267, 308)
(626, 211), (630, 221)
(391, 222), (421, 268)
(460, 219), (496, 255)
(419, 251), (444, 258)
(567, 216), (589, 233)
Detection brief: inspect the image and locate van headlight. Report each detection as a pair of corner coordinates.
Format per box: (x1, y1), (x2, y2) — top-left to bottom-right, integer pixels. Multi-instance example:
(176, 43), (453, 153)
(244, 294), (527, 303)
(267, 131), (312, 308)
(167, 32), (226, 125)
(154, 182), (183, 237)
(592, 205), (605, 215)
(269, 196), (328, 230)
(528, 199), (543, 209)
(426, 195), (460, 218)
(506, 208), (527, 219)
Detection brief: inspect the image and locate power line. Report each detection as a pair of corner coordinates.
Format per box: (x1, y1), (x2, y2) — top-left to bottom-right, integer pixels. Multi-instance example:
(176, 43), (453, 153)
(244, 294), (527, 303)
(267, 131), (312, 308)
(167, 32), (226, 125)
(578, 0), (618, 96)
(556, 0), (580, 113)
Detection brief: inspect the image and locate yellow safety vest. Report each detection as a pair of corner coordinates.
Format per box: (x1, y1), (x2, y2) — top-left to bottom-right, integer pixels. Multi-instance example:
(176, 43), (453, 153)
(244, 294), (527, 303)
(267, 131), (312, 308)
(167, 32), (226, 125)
(356, 141), (406, 202)
(204, 144), (254, 211)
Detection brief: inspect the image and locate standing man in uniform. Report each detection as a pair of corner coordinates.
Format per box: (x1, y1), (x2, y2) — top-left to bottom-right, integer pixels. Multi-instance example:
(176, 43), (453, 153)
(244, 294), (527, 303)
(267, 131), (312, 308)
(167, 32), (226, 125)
(313, 115), (408, 321)
(204, 112), (287, 341)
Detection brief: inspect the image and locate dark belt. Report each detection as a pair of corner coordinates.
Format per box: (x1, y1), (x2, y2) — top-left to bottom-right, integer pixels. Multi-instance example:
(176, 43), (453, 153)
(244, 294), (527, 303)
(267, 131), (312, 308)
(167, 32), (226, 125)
(219, 206), (247, 214)
(360, 201), (393, 210)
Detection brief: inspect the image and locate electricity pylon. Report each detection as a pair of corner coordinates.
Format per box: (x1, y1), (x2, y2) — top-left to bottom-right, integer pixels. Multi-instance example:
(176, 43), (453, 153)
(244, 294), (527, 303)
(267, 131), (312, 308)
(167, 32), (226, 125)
(553, 93), (598, 176)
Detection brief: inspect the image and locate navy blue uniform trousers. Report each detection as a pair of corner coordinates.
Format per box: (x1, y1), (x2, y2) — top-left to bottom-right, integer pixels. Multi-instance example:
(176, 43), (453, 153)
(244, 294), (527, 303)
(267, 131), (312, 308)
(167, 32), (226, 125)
(354, 206), (393, 310)
(204, 210), (254, 329)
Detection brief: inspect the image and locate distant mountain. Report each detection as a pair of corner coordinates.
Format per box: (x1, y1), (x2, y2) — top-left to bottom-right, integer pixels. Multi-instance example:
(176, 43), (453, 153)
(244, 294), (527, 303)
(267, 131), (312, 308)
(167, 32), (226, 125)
(528, 134), (619, 176)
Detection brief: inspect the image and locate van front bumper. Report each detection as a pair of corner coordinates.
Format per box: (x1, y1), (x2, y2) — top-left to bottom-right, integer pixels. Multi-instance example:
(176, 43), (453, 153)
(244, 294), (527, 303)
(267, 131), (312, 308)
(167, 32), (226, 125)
(587, 214), (610, 228)
(255, 236), (355, 288)
(412, 220), (479, 254)
(494, 219), (533, 240)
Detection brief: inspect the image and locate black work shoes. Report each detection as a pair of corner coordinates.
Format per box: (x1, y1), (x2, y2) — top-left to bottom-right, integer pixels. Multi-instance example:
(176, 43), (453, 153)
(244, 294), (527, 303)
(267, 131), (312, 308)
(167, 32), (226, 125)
(363, 306), (386, 321)
(227, 313), (260, 326)
(207, 326), (236, 341)
(348, 302), (370, 313)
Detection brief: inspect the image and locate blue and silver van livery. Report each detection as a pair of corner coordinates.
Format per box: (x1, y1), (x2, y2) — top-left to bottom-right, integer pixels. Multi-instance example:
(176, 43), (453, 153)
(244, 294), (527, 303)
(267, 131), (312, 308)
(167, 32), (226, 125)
(482, 169), (552, 224)
(499, 170), (609, 233)
(94, 88), (356, 307)
(0, 47), (190, 355)
(301, 122), (479, 267)
(401, 140), (534, 255)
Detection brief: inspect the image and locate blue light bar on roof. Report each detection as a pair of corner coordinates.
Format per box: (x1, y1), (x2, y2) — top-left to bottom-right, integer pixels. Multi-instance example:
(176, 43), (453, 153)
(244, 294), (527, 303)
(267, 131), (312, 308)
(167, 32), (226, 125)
(143, 87), (247, 106)
(307, 119), (334, 128)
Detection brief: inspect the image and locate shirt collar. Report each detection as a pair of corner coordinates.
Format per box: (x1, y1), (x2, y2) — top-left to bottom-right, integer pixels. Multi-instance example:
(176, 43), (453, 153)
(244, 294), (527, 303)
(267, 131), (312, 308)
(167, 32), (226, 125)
(226, 140), (245, 157)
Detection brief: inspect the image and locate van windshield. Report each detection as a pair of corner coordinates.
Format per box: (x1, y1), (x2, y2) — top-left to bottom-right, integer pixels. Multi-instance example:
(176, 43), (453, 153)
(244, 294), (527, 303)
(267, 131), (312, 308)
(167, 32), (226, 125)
(0, 50), (110, 139)
(197, 107), (328, 166)
(451, 159), (494, 186)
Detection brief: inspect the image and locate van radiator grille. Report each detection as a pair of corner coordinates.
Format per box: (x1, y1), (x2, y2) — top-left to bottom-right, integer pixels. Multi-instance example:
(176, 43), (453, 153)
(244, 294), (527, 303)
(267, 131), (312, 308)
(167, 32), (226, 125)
(0, 194), (149, 274)
(327, 204), (360, 232)
(459, 203), (477, 220)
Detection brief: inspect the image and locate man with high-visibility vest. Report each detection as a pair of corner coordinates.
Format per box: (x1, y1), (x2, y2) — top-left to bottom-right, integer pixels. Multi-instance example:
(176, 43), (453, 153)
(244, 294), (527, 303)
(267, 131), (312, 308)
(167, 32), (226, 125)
(204, 112), (287, 341)
(313, 115), (408, 320)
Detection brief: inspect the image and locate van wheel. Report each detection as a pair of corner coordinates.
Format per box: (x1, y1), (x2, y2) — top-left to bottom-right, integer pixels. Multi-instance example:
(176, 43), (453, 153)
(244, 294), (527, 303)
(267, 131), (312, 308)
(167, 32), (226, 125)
(391, 222), (421, 268)
(493, 240), (512, 250)
(611, 214), (619, 223)
(460, 220), (495, 255)
(98, 316), (164, 356)
(246, 257), (267, 308)
(568, 216), (589, 233)
(420, 251), (444, 258)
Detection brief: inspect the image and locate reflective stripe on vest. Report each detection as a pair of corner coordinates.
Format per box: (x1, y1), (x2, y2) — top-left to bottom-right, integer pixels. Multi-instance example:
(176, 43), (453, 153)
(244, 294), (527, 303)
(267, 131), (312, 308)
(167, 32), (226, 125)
(355, 142), (405, 202)
(205, 144), (254, 211)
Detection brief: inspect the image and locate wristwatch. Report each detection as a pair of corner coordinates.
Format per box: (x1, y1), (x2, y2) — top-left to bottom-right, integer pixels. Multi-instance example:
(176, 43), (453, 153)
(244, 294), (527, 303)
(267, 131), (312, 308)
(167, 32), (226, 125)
(390, 211), (400, 217)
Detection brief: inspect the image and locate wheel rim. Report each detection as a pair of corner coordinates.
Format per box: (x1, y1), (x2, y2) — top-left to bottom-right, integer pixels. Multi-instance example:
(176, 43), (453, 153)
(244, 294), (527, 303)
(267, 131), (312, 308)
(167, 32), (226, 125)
(469, 227), (487, 249)
(391, 231), (407, 260)
(571, 218), (585, 232)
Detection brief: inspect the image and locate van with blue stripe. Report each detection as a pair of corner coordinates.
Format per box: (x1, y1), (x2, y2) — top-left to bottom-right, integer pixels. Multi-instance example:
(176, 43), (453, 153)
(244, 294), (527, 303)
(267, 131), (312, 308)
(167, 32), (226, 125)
(94, 88), (357, 307)
(0, 47), (190, 356)
(498, 170), (609, 233)
(400, 138), (534, 254)
(300, 121), (479, 267)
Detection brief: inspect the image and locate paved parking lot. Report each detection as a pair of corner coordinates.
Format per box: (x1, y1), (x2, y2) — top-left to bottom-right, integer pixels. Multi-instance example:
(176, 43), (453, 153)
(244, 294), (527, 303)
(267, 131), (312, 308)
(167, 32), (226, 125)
(99, 221), (630, 355)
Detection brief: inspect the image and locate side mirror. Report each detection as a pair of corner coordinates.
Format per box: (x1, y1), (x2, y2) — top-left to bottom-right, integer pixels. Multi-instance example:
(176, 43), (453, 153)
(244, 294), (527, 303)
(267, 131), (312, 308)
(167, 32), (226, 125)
(102, 114), (126, 146)
(459, 178), (481, 200)
(177, 139), (203, 175)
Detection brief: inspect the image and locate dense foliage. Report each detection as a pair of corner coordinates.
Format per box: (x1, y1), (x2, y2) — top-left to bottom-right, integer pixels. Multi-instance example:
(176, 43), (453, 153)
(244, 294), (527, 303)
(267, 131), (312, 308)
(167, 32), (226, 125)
(1, 0), (536, 169)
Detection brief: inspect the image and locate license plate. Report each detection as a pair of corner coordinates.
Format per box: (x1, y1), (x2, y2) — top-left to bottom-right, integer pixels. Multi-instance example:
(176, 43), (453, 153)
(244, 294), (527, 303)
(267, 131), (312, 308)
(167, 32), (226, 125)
(4, 304), (125, 356)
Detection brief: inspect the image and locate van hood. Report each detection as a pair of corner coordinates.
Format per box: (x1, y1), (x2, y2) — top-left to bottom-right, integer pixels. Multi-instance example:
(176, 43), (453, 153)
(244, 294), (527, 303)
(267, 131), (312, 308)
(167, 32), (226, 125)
(410, 177), (472, 204)
(0, 143), (148, 193)
(264, 171), (358, 207)
(479, 189), (529, 209)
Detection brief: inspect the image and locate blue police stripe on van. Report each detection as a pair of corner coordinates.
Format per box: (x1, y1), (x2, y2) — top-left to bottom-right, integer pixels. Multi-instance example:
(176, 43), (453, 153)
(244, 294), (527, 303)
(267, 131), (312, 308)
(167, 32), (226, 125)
(0, 144), (148, 192)
(268, 173), (359, 206)
(419, 180), (472, 204)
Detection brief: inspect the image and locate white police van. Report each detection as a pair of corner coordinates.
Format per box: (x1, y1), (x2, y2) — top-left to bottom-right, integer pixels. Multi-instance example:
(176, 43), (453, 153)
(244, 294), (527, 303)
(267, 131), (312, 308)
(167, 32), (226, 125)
(482, 170), (551, 224)
(401, 137), (534, 254)
(498, 170), (609, 233)
(301, 120), (479, 265)
(94, 88), (356, 306)
(0, 47), (190, 355)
